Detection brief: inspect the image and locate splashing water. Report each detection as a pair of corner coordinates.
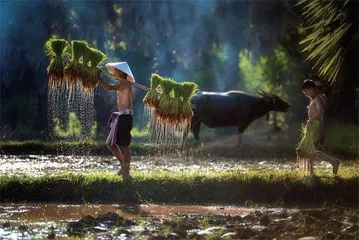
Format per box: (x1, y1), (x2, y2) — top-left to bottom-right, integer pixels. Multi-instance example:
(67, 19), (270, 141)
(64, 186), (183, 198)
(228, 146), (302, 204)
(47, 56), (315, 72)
(143, 107), (190, 152)
(47, 81), (96, 154)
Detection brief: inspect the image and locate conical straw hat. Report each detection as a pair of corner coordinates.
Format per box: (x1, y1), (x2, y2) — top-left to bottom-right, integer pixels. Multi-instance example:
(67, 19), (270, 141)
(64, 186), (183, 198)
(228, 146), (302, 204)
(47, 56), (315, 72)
(105, 62), (135, 82)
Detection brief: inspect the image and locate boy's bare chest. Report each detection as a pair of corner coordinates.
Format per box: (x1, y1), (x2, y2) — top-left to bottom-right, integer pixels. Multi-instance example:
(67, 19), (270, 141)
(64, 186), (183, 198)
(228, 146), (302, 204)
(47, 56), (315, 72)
(307, 100), (317, 116)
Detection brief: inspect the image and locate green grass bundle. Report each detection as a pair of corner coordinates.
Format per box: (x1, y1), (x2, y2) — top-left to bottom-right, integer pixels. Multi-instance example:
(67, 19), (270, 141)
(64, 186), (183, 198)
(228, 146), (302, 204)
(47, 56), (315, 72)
(81, 47), (106, 92)
(180, 82), (199, 125)
(155, 78), (176, 123)
(169, 83), (184, 125)
(64, 40), (88, 89)
(44, 38), (68, 89)
(296, 121), (319, 172)
(143, 74), (163, 109)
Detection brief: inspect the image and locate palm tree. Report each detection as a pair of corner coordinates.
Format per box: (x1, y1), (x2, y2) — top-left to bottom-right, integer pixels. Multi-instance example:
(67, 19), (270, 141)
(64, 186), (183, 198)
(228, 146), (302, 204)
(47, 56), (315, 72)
(297, 0), (358, 85)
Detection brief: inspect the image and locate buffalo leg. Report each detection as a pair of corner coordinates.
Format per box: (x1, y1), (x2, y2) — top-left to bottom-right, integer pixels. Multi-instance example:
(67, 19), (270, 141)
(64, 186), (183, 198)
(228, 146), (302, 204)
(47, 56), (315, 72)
(237, 126), (248, 144)
(191, 120), (201, 141)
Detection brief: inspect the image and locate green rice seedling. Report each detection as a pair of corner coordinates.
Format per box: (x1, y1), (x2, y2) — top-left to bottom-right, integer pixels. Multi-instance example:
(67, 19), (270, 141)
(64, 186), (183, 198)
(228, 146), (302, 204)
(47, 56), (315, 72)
(156, 78), (176, 124)
(44, 38), (69, 90)
(81, 47), (106, 92)
(77, 41), (90, 84)
(80, 43), (91, 84)
(170, 83), (183, 125)
(180, 82), (199, 125)
(64, 40), (88, 89)
(296, 121), (319, 172)
(143, 73), (163, 109)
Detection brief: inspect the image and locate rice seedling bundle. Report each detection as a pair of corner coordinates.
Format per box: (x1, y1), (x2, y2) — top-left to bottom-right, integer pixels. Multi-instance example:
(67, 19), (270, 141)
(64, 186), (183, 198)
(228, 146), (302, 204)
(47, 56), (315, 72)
(296, 120), (319, 172)
(81, 43), (91, 83)
(170, 83), (183, 125)
(81, 47), (107, 92)
(44, 38), (68, 89)
(143, 74), (163, 109)
(155, 78), (176, 124)
(64, 40), (88, 89)
(180, 82), (199, 125)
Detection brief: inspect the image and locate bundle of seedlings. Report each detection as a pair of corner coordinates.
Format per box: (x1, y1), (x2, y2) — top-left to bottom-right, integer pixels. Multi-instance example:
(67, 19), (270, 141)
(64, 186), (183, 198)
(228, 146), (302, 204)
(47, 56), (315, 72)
(44, 38), (69, 90)
(64, 40), (89, 90)
(296, 121), (319, 173)
(155, 78), (176, 124)
(143, 73), (163, 109)
(180, 82), (199, 126)
(80, 47), (107, 93)
(170, 83), (183, 126)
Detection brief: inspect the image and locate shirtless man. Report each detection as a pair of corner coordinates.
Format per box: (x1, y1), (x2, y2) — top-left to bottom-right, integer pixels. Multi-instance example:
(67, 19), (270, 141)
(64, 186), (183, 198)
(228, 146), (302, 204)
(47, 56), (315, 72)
(315, 80), (327, 149)
(99, 62), (135, 178)
(301, 79), (340, 175)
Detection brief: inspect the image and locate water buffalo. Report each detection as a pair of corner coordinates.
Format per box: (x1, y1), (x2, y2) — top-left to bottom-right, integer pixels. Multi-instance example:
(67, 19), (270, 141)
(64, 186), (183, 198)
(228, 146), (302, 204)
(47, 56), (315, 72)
(189, 90), (290, 140)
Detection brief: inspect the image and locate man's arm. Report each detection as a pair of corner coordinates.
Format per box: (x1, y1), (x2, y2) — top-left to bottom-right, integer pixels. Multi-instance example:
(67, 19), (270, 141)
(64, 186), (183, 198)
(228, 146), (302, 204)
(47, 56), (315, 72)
(99, 77), (125, 91)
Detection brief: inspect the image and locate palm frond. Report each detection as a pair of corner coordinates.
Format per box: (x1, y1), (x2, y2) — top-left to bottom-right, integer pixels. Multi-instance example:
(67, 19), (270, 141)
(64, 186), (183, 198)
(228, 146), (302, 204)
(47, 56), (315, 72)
(298, 0), (358, 84)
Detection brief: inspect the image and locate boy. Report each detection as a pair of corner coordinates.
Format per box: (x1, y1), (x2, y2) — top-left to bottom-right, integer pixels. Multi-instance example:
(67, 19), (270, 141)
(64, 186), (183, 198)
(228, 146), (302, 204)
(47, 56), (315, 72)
(99, 62), (135, 178)
(299, 79), (340, 175)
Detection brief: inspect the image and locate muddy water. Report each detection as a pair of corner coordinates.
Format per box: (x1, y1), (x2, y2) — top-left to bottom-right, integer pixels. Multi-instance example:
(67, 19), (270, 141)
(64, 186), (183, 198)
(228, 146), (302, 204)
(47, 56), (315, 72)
(0, 155), (340, 177)
(0, 204), (358, 239)
(0, 204), (252, 239)
(1, 155), (358, 238)
(0, 204), (253, 222)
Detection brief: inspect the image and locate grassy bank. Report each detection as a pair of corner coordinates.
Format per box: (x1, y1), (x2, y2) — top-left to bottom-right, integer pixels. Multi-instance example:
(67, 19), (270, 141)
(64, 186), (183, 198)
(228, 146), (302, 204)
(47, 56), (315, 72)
(1, 139), (357, 159)
(1, 169), (357, 207)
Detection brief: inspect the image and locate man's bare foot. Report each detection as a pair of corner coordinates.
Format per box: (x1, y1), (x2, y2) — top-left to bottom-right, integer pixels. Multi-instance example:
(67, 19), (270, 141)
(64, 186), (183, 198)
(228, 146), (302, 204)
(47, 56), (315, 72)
(121, 172), (132, 180)
(117, 169), (132, 179)
(332, 160), (340, 175)
(117, 168), (124, 176)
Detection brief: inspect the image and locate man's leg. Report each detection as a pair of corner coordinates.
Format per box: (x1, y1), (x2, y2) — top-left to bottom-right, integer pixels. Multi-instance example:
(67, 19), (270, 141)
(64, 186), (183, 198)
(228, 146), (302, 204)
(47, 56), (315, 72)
(315, 151), (340, 175)
(108, 145), (125, 175)
(108, 145), (124, 165)
(119, 146), (131, 177)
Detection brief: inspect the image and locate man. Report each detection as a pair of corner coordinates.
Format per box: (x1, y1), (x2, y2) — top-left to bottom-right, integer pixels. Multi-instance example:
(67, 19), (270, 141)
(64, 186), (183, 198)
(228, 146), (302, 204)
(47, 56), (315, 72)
(300, 79), (340, 175)
(99, 62), (135, 178)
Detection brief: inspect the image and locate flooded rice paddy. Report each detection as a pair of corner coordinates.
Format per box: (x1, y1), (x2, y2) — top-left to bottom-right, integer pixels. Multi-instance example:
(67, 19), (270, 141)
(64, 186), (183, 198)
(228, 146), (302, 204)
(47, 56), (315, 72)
(0, 155), (358, 239)
(0, 203), (358, 239)
(0, 154), (340, 177)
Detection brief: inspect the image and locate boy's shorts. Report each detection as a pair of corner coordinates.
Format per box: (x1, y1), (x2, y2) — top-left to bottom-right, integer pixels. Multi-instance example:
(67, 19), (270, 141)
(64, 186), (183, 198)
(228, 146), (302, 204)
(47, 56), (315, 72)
(116, 115), (133, 146)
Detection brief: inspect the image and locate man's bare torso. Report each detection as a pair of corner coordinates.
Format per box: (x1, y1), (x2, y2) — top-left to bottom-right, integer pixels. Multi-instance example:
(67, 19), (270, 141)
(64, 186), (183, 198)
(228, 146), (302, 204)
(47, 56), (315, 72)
(117, 81), (133, 111)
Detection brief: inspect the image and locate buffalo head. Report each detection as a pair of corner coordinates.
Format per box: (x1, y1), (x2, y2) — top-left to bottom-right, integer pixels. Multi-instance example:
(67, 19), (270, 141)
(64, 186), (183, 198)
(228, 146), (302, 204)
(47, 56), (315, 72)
(257, 89), (290, 112)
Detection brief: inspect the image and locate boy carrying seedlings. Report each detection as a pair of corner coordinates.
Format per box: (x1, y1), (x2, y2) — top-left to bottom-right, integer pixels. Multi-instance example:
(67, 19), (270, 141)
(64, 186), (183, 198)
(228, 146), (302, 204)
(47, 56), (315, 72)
(99, 62), (135, 179)
(297, 79), (340, 175)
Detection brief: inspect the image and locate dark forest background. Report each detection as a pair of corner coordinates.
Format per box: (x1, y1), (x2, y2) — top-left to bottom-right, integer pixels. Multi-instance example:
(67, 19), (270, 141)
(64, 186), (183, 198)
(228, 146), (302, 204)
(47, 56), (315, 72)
(1, 0), (357, 141)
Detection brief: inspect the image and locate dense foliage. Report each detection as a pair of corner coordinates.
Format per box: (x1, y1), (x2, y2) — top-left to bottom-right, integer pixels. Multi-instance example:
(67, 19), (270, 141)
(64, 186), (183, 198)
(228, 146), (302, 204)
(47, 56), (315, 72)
(0, 0), (357, 140)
